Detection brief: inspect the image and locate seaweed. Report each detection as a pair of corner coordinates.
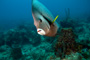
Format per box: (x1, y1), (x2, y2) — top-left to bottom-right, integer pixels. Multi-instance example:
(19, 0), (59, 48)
(65, 8), (70, 21)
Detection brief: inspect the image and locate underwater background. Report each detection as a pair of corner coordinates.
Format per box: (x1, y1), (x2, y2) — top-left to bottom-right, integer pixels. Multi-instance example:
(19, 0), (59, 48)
(0, 0), (90, 60)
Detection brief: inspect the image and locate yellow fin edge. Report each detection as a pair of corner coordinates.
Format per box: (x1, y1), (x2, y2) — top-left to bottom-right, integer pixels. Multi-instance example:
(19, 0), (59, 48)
(52, 15), (59, 23)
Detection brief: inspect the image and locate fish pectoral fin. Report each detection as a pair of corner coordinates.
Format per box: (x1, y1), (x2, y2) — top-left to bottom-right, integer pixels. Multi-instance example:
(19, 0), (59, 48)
(52, 15), (59, 23)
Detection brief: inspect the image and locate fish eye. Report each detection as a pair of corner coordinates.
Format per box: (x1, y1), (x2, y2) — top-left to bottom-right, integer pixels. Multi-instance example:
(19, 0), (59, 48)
(39, 19), (42, 22)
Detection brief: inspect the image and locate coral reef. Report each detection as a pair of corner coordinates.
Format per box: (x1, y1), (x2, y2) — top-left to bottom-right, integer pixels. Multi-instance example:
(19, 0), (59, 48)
(10, 48), (22, 60)
(54, 28), (82, 58)
(22, 42), (52, 60)
(0, 24), (42, 48)
(0, 45), (12, 60)
(49, 52), (82, 60)
(0, 33), (5, 46)
(0, 24), (54, 60)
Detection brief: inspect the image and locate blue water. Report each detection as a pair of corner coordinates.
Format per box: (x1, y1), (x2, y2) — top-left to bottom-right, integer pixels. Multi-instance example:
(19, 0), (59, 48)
(0, 0), (90, 31)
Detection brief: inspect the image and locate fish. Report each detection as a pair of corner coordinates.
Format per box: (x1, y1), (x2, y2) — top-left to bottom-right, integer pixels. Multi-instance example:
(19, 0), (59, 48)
(32, 0), (59, 36)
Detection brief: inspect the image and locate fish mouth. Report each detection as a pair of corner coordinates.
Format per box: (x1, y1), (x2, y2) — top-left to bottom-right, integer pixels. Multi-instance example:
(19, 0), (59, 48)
(37, 28), (46, 35)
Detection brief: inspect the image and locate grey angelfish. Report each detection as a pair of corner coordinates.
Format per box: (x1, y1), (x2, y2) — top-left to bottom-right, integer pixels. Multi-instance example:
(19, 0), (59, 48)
(32, 0), (59, 36)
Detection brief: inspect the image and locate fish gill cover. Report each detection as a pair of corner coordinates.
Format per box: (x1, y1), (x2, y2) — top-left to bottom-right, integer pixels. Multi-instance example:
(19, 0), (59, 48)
(0, 0), (90, 60)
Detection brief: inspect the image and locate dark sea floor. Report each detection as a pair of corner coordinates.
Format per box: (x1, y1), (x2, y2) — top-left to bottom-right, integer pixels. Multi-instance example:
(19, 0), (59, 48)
(0, 18), (90, 60)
